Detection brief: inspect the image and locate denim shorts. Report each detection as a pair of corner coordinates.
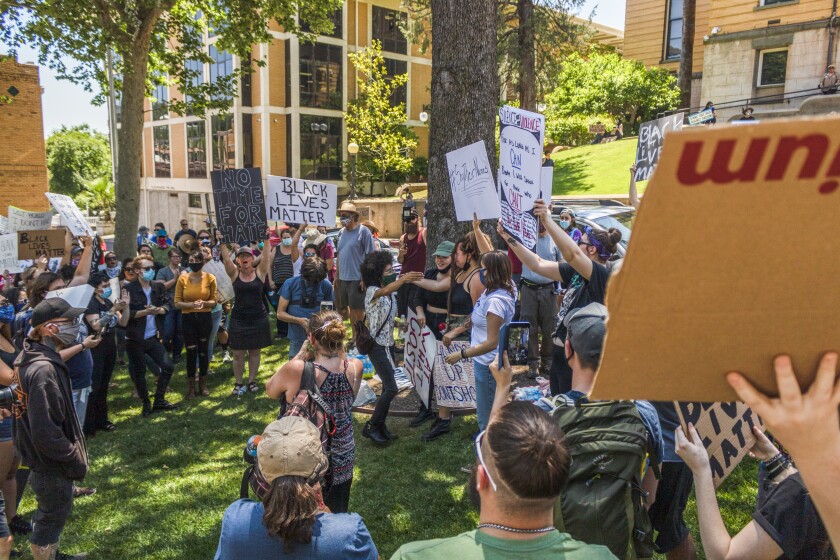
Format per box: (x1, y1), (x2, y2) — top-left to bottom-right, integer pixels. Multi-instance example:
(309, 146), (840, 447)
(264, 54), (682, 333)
(0, 417), (11, 443)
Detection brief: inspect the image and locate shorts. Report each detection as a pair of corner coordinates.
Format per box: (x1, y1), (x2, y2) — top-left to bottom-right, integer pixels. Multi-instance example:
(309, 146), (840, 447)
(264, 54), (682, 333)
(649, 461), (693, 553)
(0, 417), (11, 443)
(335, 279), (365, 311)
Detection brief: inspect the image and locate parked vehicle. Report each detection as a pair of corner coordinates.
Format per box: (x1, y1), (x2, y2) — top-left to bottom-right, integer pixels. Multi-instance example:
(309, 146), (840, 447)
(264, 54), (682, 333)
(551, 203), (635, 259)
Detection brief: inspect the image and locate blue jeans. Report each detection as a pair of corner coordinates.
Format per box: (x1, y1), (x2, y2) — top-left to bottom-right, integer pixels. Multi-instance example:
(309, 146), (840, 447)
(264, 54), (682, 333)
(71, 386), (91, 427)
(161, 308), (183, 359)
(473, 361), (496, 432)
(288, 339), (304, 361)
(208, 307), (223, 358)
(369, 343), (398, 426)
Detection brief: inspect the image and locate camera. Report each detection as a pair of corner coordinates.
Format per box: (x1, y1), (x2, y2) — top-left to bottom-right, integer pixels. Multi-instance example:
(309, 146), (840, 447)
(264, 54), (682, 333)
(0, 384), (18, 410)
(401, 190), (415, 222)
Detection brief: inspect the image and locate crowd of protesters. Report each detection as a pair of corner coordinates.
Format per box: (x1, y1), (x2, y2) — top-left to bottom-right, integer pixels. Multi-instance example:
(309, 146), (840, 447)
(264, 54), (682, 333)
(0, 185), (837, 560)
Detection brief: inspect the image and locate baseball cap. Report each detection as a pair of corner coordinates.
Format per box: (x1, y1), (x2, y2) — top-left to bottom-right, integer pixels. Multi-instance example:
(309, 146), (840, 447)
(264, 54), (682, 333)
(31, 298), (87, 329)
(235, 246), (254, 257)
(138, 225), (149, 233)
(432, 240), (455, 257)
(563, 302), (608, 367)
(257, 417), (329, 484)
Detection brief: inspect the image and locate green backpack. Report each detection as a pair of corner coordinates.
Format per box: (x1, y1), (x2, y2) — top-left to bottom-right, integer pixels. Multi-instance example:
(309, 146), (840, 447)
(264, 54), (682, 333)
(548, 396), (657, 560)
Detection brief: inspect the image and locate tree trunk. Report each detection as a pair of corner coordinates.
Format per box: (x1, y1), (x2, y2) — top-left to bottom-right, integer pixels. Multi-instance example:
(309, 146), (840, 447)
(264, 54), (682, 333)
(518, 0), (536, 112)
(427, 0), (499, 268)
(678, 0), (696, 109)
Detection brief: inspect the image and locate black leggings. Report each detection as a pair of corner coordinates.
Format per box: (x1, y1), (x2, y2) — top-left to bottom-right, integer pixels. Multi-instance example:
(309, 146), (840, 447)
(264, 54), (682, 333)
(325, 478), (352, 514)
(183, 312), (213, 378)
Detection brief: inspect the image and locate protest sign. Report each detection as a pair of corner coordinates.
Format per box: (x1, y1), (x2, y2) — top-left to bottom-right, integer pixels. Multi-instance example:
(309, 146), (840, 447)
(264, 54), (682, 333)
(0, 216), (7, 235)
(634, 114), (683, 182)
(433, 342), (477, 409)
(498, 105), (545, 250)
(19, 257), (61, 273)
(203, 259), (234, 303)
(676, 402), (762, 488)
(211, 168), (267, 243)
(541, 160), (554, 198)
(45, 193), (93, 237)
(592, 116), (840, 402)
(403, 309), (437, 408)
(108, 277), (121, 304)
(46, 284), (94, 310)
(445, 140), (500, 221)
(265, 176), (337, 228)
(17, 229), (66, 260)
(8, 206), (53, 231)
(688, 109), (715, 126)
(0, 234), (22, 274)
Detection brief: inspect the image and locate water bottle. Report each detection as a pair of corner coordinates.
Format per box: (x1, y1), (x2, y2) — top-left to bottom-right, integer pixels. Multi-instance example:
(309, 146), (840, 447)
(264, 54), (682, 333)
(237, 384), (248, 397)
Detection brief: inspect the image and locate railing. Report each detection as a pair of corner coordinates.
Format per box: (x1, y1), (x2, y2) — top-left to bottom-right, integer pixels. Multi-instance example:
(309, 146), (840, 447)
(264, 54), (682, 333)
(658, 86), (825, 119)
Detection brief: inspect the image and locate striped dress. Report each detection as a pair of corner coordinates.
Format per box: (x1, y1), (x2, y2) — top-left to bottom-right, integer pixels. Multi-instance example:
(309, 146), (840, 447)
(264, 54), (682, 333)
(315, 361), (355, 485)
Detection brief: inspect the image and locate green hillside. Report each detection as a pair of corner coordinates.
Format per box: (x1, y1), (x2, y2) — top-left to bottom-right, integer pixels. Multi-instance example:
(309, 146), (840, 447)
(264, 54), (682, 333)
(551, 137), (648, 197)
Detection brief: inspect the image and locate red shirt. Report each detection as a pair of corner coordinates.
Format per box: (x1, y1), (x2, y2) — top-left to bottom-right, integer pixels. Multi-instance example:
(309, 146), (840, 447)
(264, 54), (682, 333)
(508, 248), (522, 274)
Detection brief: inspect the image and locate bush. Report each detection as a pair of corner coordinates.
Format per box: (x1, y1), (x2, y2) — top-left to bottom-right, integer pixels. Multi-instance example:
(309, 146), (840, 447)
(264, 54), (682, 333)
(546, 114), (613, 147)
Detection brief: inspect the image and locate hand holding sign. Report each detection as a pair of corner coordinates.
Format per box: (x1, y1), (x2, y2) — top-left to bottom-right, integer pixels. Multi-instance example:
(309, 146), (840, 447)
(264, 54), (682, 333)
(675, 423), (711, 474)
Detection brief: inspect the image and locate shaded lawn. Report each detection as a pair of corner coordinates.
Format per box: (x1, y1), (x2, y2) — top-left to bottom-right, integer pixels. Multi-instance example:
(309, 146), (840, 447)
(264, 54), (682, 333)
(552, 138), (649, 197)
(17, 335), (757, 559)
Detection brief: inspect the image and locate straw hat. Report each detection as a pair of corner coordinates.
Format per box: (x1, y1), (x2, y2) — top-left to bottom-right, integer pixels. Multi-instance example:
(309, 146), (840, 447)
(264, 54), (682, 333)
(338, 201), (359, 216)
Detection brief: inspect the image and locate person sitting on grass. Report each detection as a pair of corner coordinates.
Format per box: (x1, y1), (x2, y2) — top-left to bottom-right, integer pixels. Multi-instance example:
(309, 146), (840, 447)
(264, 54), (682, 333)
(214, 416), (377, 560)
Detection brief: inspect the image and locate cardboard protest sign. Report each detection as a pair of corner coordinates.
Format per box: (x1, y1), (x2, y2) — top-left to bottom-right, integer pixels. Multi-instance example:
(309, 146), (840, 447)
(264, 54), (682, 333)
(688, 109), (715, 126)
(634, 114), (683, 182)
(433, 342), (477, 409)
(403, 309), (437, 408)
(498, 105), (545, 250)
(211, 168), (267, 243)
(265, 176), (337, 228)
(676, 402), (762, 488)
(588, 123), (606, 134)
(0, 234), (23, 274)
(445, 140), (500, 221)
(592, 117), (840, 402)
(8, 206), (53, 231)
(45, 193), (93, 237)
(203, 259), (234, 303)
(46, 284), (94, 310)
(17, 229), (66, 260)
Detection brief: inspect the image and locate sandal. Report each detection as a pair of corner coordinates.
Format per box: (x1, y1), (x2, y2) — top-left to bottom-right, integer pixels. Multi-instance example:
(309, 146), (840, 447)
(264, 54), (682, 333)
(231, 383), (244, 396)
(248, 381), (259, 393)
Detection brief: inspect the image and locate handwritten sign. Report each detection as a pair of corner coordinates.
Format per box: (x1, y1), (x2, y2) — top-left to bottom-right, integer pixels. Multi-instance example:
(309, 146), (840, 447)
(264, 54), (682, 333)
(17, 229), (66, 260)
(0, 217), (7, 235)
(46, 284), (94, 311)
(404, 309), (437, 408)
(203, 259), (234, 303)
(588, 123), (606, 134)
(498, 105), (544, 250)
(211, 168), (267, 243)
(45, 193), (93, 237)
(688, 109), (715, 126)
(634, 114), (683, 182)
(676, 402), (762, 488)
(265, 176), (337, 228)
(433, 342), (477, 409)
(445, 140), (500, 221)
(0, 234), (23, 274)
(8, 206), (53, 231)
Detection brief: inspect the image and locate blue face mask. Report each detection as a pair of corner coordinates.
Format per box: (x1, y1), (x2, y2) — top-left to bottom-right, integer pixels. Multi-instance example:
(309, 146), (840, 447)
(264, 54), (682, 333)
(559, 220), (571, 230)
(258, 242), (264, 250)
(13, 302), (25, 313)
(0, 305), (14, 324)
(143, 269), (156, 282)
(101, 288), (113, 300)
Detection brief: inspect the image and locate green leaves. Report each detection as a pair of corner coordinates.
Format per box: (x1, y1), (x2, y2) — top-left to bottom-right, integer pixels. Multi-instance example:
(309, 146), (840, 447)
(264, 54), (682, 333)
(46, 125), (112, 197)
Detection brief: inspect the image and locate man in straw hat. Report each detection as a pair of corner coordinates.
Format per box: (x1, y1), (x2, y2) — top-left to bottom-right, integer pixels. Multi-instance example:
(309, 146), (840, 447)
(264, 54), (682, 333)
(334, 202), (376, 339)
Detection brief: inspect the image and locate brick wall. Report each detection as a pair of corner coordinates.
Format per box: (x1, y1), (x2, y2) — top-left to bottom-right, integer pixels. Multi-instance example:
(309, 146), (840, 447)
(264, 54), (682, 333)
(0, 57), (50, 212)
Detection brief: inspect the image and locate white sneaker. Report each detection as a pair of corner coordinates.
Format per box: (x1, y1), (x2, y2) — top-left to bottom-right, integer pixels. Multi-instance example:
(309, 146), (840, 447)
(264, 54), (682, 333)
(222, 351), (232, 363)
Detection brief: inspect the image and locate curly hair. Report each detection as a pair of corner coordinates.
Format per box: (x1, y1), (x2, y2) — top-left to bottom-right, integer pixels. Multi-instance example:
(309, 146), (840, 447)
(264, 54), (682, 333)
(360, 251), (394, 289)
(308, 310), (346, 354)
(301, 256), (327, 285)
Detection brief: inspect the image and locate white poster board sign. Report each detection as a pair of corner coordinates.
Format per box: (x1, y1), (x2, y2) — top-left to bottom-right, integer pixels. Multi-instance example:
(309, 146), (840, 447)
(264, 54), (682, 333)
(0, 234), (23, 274)
(265, 176), (338, 228)
(445, 140), (500, 221)
(46, 284), (94, 310)
(404, 309), (437, 408)
(45, 193), (93, 237)
(498, 105), (545, 250)
(108, 277), (121, 304)
(541, 162), (554, 197)
(8, 206), (53, 231)
(203, 259), (234, 303)
(433, 341), (477, 409)
(0, 217), (7, 235)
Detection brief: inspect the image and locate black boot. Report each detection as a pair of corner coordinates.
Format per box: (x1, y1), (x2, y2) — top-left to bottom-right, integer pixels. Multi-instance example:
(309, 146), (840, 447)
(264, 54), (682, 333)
(409, 407), (436, 428)
(362, 421), (389, 446)
(380, 423), (398, 441)
(152, 397), (179, 412)
(422, 417), (452, 441)
(141, 399), (152, 417)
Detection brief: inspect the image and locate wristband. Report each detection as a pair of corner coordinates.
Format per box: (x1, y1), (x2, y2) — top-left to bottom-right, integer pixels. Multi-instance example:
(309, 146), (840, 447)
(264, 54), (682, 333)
(461, 347), (468, 359)
(79, 341), (87, 351)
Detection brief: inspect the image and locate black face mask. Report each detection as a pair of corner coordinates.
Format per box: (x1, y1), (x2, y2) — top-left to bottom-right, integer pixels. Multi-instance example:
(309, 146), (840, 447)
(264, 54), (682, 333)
(189, 262), (204, 272)
(437, 264), (452, 275)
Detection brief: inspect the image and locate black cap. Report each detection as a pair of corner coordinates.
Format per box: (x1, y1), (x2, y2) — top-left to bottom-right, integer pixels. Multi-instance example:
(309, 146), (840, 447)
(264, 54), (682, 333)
(31, 298), (86, 328)
(563, 302), (608, 368)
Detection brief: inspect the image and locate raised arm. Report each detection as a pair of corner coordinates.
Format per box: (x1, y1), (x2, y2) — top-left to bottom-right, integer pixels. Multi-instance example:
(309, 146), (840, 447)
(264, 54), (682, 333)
(67, 235), (94, 287)
(217, 230), (237, 282)
(472, 213), (494, 255)
(257, 232), (276, 281)
(413, 275), (451, 292)
(533, 200), (594, 280)
(496, 220), (561, 281)
(290, 224), (305, 262)
(629, 164), (640, 210)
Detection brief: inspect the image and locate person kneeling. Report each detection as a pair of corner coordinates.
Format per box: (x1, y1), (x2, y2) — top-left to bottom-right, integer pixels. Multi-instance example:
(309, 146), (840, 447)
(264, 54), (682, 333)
(215, 416), (378, 559)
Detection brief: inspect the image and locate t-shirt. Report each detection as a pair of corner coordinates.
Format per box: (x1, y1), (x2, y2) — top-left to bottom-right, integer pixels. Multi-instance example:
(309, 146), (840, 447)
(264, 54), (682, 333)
(156, 266), (183, 296)
(320, 241), (336, 281)
(522, 235), (561, 284)
(142, 286), (157, 339)
(554, 261), (610, 342)
(365, 286), (396, 346)
(174, 273), (218, 314)
(337, 225), (376, 281)
(214, 500), (377, 560)
(85, 294), (118, 346)
(471, 288), (517, 366)
(279, 276), (334, 342)
(752, 473), (832, 559)
(651, 401), (698, 463)
(65, 320), (93, 390)
(390, 529), (615, 560)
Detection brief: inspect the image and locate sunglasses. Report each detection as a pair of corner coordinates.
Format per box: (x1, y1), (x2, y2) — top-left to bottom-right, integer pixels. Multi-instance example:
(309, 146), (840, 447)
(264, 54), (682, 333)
(304, 253), (317, 258)
(136, 266), (154, 272)
(199, 237), (210, 241)
(474, 430), (498, 492)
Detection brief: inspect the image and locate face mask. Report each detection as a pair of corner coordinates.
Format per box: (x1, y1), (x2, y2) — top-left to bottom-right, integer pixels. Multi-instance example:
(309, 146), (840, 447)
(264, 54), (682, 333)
(200, 238), (211, 246)
(13, 302), (25, 313)
(105, 265), (121, 278)
(258, 242), (264, 250)
(281, 238), (292, 247)
(157, 239), (168, 248)
(143, 269), (156, 282)
(54, 322), (81, 347)
(189, 262), (204, 273)
(383, 272), (398, 286)
(437, 264), (452, 275)
(559, 220), (571, 230)
(101, 288), (113, 300)
(71, 258), (80, 268)
(340, 216), (351, 227)
(0, 305), (14, 324)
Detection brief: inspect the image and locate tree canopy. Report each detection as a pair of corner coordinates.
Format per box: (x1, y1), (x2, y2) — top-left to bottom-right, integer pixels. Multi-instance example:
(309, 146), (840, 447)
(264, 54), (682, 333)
(45, 125), (112, 197)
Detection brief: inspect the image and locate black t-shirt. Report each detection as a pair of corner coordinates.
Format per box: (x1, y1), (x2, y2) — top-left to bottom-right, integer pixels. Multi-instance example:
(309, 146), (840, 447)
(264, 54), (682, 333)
(554, 261), (610, 340)
(85, 295), (117, 347)
(752, 473), (832, 559)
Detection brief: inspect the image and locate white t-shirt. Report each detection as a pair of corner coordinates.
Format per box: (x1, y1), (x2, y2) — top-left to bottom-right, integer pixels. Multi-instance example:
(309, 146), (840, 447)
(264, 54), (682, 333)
(364, 286), (396, 347)
(142, 285), (158, 340)
(471, 288), (517, 366)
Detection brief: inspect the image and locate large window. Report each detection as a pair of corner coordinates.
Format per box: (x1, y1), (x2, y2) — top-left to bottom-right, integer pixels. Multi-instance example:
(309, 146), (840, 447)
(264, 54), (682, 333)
(152, 83), (168, 120)
(186, 121), (207, 178)
(758, 49), (788, 86)
(210, 45), (233, 82)
(300, 115), (342, 181)
(300, 8), (343, 39)
(384, 58), (407, 107)
(299, 43), (343, 109)
(211, 114), (235, 171)
(372, 7), (407, 54)
(242, 115), (254, 168)
(761, 0), (795, 5)
(185, 59), (204, 115)
(153, 125), (171, 178)
(665, 0), (683, 61)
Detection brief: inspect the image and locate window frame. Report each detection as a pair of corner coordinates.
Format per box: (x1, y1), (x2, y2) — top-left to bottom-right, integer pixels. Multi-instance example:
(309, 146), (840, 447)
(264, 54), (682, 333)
(759, 0), (796, 6)
(371, 6), (408, 54)
(152, 125), (171, 178)
(185, 120), (208, 179)
(152, 83), (169, 120)
(298, 42), (344, 110)
(664, 0), (684, 61)
(211, 113), (235, 172)
(757, 48), (788, 87)
(188, 193), (203, 209)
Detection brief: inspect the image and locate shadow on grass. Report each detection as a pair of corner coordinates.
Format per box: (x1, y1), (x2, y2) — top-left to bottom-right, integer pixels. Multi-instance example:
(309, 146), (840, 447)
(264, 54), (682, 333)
(553, 153), (594, 196)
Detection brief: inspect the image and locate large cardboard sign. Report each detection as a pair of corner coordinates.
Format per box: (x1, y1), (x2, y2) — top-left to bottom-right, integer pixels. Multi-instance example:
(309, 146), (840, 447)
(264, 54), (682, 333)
(202, 259), (234, 303)
(498, 105), (545, 250)
(592, 117), (840, 402)
(8, 206), (53, 231)
(403, 309), (437, 408)
(265, 176), (337, 227)
(211, 168), (266, 243)
(445, 140), (500, 221)
(634, 114), (683, 182)
(0, 234), (22, 274)
(433, 342), (477, 409)
(676, 402), (762, 488)
(45, 193), (93, 237)
(17, 229), (66, 259)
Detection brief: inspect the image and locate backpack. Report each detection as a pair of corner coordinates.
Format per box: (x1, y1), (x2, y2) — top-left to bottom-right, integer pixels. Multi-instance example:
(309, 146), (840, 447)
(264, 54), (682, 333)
(548, 396), (657, 560)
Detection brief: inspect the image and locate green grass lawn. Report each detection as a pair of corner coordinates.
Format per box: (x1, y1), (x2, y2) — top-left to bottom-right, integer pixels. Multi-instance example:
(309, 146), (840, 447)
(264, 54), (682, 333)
(17, 337), (758, 559)
(551, 138), (650, 197)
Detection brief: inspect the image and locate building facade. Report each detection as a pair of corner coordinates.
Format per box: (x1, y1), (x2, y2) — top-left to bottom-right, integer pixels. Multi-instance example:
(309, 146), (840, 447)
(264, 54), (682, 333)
(623, 0), (839, 121)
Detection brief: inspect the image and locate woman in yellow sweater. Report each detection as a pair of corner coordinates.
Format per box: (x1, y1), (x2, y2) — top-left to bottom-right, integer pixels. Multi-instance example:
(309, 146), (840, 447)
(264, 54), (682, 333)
(175, 250), (218, 398)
